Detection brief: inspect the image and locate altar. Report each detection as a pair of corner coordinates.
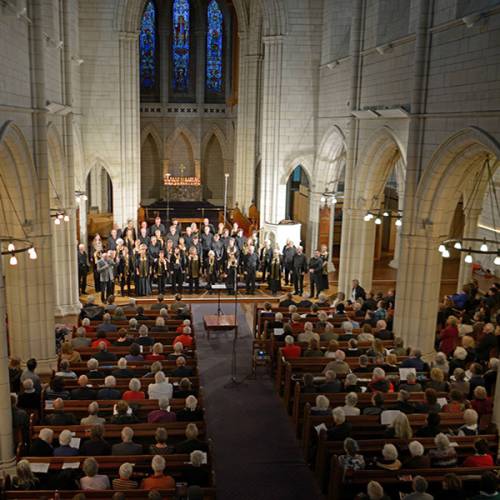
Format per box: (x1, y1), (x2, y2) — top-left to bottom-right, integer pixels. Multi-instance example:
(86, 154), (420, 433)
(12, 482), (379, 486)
(163, 173), (202, 201)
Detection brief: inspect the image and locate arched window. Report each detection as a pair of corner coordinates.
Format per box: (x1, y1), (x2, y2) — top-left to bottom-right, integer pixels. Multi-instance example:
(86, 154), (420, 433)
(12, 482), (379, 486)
(139, 1), (158, 91)
(206, 0), (223, 93)
(172, 0), (191, 91)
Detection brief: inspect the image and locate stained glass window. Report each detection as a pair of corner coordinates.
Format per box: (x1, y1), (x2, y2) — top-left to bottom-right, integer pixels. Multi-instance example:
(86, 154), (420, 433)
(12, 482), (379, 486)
(172, 0), (190, 91)
(139, 1), (157, 90)
(206, 0), (223, 93)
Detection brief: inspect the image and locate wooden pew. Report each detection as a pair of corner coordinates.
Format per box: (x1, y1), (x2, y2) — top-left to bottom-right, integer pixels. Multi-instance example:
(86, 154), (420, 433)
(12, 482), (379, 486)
(68, 346), (196, 360)
(57, 376), (200, 391)
(5, 490), (216, 500)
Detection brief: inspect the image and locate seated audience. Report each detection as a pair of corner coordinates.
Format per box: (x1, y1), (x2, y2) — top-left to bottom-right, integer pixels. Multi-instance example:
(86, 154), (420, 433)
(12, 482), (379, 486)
(416, 412), (442, 438)
(363, 393), (385, 416)
(175, 423), (207, 453)
(80, 424), (111, 456)
(151, 317), (168, 332)
(385, 412), (412, 440)
(400, 348), (426, 371)
(18, 379), (40, 411)
(426, 367), (449, 392)
(174, 326), (193, 348)
(471, 385), (493, 417)
(375, 443), (401, 470)
(141, 455), (176, 490)
(125, 343), (144, 362)
(146, 342), (166, 361)
(368, 368), (393, 393)
(45, 377), (70, 401)
(110, 400), (139, 424)
(177, 395), (204, 421)
(457, 408), (479, 436)
(463, 438), (494, 467)
(429, 433), (457, 466)
(11, 459), (40, 490)
(94, 341), (117, 362)
(442, 389), (469, 413)
(29, 428), (54, 456)
(80, 457), (111, 490)
(71, 327), (91, 349)
(148, 371), (174, 400)
(311, 395), (331, 416)
(323, 349), (350, 376)
(450, 368), (470, 395)
(301, 373), (317, 394)
(399, 371), (423, 393)
(405, 476), (433, 500)
(148, 397), (176, 423)
(303, 338), (323, 357)
(112, 358), (135, 379)
(344, 373), (361, 393)
(282, 335), (301, 359)
(342, 392), (361, 416)
(71, 375), (97, 400)
(470, 471), (500, 500)
(171, 356), (194, 377)
(86, 358), (104, 379)
(327, 408), (352, 441)
(123, 378), (145, 401)
(404, 441), (431, 468)
(112, 462), (138, 490)
(81, 401), (106, 425)
(149, 427), (172, 455)
(97, 375), (121, 400)
(60, 342), (81, 364)
(184, 450), (210, 486)
(167, 342), (186, 361)
(338, 437), (365, 473)
(112, 426), (143, 455)
(137, 325), (155, 346)
(44, 398), (77, 425)
(54, 359), (77, 379)
(54, 429), (79, 456)
(319, 370), (341, 393)
(112, 328), (133, 347)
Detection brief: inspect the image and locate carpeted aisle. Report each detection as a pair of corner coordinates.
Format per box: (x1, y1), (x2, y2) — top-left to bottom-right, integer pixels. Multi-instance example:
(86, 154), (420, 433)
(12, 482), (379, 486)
(192, 303), (324, 500)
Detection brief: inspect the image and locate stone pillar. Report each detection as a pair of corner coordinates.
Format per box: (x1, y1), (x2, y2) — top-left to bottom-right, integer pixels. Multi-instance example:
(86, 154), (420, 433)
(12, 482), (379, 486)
(5, 235), (57, 371)
(308, 193), (322, 257)
(258, 35), (284, 223)
(118, 31), (141, 227)
(234, 33), (262, 209)
(394, 233), (442, 356)
(0, 256), (15, 469)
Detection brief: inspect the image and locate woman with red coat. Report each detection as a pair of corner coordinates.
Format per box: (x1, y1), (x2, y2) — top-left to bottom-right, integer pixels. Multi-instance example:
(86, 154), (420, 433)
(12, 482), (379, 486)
(439, 316), (459, 356)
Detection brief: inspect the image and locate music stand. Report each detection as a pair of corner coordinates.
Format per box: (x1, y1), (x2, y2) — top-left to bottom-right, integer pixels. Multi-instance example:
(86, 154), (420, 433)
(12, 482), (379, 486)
(211, 283), (226, 316)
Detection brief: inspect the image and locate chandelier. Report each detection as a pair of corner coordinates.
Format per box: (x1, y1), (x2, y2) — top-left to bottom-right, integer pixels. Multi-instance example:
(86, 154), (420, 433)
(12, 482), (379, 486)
(363, 209), (403, 227)
(1, 238), (37, 266)
(438, 157), (499, 265)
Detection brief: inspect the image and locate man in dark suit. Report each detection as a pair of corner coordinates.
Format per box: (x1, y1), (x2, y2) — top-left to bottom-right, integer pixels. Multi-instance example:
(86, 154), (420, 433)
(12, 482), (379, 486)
(350, 279), (366, 301)
(97, 313), (117, 333)
(29, 428), (54, 456)
(94, 343), (117, 363)
(319, 370), (342, 393)
(44, 398), (77, 425)
(77, 243), (90, 295)
(244, 246), (259, 294)
(111, 427), (143, 455)
(86, 358), (105, 379)
(149, 216), (166, 237)
(112, 358), (136, 379)
(171, 357), (193, 377)
(309, 250), (323, 298)
(374, 320), (394, 340)
(71, 375), (97, 400)
(327, 408), (352, 441)
(292, 246), (308, 296)
(97, 376), (122, 400)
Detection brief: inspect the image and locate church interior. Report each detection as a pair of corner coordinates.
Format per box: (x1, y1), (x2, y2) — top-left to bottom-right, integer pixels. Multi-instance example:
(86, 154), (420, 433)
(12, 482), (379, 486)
(1, 0), (500, 499)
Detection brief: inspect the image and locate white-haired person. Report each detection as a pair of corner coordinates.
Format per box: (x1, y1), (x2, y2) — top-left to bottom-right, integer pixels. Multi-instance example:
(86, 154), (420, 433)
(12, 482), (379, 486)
(123, 378), (145, 401)
(148, 397), (176, 424)
(365, 480), (391, 500)
(375, 443), (402, 471)
(148, 371), (174, 400)
(323, 349), (350, 376)
(111, 357), (135, 379)
(297, 321), (318, 344)
(28, 428), (53, 456)
(311, 395), (331, 416)
(341, 392), (361, 416)
(112, 462), (138, 490)
(431, 351), (449, 375)
(97, 375), (121, 400)
(368, 367), (393, 393)
(404, 441), (430, 468)
(457, 408), (479, 436)
(151, 316), (168, 333)
(54, 429), (79, 457)
(167, 341), (186, 361)
(112, 427), (143, 455)
(428, 433), (457, 466)
(327, 407), (352, 441)
(141, 454), (175, 490)
(81, 402), (106, 425)
(282, 335), (301, 359)
(137, 324), (155, 347)
(183, 451), (211, 487)
(11, 459), (40, 490)
(86, 358), (104, 379)
(177, 395), (204, 421)
(344, 373), (361, 393)
(80, 457), (111, 490)
(145, 342), (165, 362)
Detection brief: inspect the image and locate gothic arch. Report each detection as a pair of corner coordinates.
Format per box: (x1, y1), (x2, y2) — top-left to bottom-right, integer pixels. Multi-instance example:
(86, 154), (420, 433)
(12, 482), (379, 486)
(258, 0), (287, 36)
(316, 125), (347, 188)
(201, 124), (230, 160)
(355, 126), (406, 210)
(84, 156), (114, 184)
(141, 124), (163, 151)
(0, 121), (37, 232)
(281, 155), (314, 186)
(415, 127), (500, 238)
(165, 126), (200, 160)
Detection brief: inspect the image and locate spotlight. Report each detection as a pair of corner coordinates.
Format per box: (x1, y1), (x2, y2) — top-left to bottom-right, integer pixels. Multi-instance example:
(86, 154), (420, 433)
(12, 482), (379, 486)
(382, 211), (389, 217)
(442, 249), (450, 258)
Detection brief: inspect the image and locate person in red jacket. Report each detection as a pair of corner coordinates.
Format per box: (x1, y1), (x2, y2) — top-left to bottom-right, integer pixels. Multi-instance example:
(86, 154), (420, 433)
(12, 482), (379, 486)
(471, 386), (493, 417)
(438, 316), (459, 356)
(463, 439), (494, 467)
(282, 335), (301, 359)
(174, 326), (194, 348)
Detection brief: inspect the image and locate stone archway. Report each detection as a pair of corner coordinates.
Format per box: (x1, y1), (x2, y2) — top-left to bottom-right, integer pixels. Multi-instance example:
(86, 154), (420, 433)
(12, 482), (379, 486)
(394, 127), (500, 355)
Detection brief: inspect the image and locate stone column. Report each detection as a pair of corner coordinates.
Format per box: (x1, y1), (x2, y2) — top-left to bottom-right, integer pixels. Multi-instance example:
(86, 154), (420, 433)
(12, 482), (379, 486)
(0, 256), (15, 469)
(394, 233), (443, 356)
(118, 31), (141, 227)
(234, 33), (262, 209)
(5, 235), (57, 371)
(308, 193), (322, 257)
(258, 35), (284, 223)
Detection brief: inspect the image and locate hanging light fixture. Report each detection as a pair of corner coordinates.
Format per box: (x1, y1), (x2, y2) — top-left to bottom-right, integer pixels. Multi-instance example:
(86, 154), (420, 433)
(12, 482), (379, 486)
(28, 247), (37, 260)
(494, 251), (500, 266)
(9, 255), (17, 266)
(374, 216), (382, 225)
(395, 218), (402, 227)
(442, 248), (450, 258)
(464, 252), (473, 264)
(382, 211), (389, 217)
(1, 238), (36, 266)
(454, 241), (462, 250)
(480, 239), (488, 252)
(438, 244), (446, 253)
(63, 214), (70, 222)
